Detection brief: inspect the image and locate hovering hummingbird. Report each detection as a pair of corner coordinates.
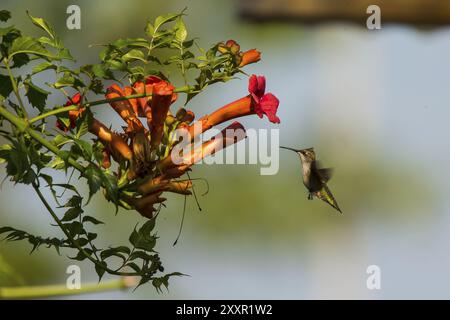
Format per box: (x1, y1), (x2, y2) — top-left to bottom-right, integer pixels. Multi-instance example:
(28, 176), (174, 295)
(280, 146), (342, 213)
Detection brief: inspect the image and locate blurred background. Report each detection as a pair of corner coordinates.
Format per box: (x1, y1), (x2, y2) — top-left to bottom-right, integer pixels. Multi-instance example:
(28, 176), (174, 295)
(1, 0), (450, 299)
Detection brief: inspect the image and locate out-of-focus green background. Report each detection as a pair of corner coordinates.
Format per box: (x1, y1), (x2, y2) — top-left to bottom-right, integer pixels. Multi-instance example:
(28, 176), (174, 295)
(1, 0), (450, 299)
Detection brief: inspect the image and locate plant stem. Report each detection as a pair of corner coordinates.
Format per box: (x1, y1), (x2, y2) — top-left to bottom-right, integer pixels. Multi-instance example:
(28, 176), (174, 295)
(3, 58), (28, 118)
(0, 104), (84, 172)
(0, 277), (137, 299)
(32, 180), (138, 277)
(29, 86), (191, 124)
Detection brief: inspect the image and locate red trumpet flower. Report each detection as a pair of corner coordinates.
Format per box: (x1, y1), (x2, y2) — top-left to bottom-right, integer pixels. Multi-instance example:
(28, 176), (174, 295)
(248, 74), (280, 124)
(55, 93), (84, 131)
(187, 74), (280, 141)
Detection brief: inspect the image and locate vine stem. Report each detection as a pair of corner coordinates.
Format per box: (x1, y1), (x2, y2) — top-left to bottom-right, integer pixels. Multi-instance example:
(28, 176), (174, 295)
(31, 180), (139, 277)
(3, 58), (28, 118)
(28, 86), (190, 124)
(0, 277), (137, 299)
(0, 104), (84, 172)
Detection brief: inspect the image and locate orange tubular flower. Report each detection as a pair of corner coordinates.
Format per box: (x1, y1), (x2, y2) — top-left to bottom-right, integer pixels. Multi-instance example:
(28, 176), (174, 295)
(132, 76), (178, 129)
(239, 49), (261, 67)
(56, 93), (133, 162)
(159, 121), (246, 176)
(133, 191), (166, 219)
(187, 74), (280, 141)
(89, 119), (133, 161)
(106, 84), (144, 132)
(150, 81), (177, 150)
(183, 121), (246, 165)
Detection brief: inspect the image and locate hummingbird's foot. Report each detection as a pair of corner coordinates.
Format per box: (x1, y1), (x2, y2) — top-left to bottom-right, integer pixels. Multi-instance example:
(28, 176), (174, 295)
(308, 193), (313, 200)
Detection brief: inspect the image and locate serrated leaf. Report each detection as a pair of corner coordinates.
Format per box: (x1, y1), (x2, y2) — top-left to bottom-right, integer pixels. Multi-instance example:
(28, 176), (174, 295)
(27, 12), (57, 40)
(152, 272), (184, 293)
(53, 134), (71, 147)
(61, 207), (83, 222)
(63, 195), (83, 208)
(63, 221), (85, 237)
(83, 165), (102, 200)
(8, 36), (55, 59)
(32, 61), (56, 74)
(129, 220), (157, 252)
(95, 261), (107, 281)
(175, 18), (187, 42)
(24, 79), (50, 112)
(57, 48), (73, 60)
(154, 13), (180, 32)
(0, 74), (13, 100)
(122, 49), (146, 63)
(54, 72), (75, 88)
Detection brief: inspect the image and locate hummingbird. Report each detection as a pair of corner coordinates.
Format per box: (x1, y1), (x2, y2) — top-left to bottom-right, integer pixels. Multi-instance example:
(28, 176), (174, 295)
(280, 146), (342, 213)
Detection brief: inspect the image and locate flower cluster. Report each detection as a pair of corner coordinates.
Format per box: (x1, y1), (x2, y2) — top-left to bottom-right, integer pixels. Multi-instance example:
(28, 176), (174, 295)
(56, 42), (279, 219)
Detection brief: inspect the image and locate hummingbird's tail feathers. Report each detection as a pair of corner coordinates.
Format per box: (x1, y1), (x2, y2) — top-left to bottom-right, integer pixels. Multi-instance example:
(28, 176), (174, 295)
(315, 185), (342, 214)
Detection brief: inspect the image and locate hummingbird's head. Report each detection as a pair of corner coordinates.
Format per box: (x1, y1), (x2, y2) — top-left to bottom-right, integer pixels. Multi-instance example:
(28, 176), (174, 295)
(298, 148), (315, 162)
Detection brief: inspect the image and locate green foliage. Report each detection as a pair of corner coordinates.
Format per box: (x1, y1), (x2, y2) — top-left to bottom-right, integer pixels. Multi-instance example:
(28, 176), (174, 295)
(0, 9), (257, 291)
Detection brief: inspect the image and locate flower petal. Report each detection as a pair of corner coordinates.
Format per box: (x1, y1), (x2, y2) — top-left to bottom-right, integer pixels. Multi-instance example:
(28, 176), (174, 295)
(257, 93), (280, 124)
(248, 74), (266, 98)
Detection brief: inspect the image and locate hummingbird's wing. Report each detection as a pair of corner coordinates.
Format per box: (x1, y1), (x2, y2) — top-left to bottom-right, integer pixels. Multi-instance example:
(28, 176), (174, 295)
(317, 168), (333, 182)
(315, 184), (342, 213)
(312, 161), (333, 183)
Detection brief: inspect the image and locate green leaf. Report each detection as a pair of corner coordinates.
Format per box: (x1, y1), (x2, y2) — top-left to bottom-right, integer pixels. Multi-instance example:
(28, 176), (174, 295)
(84, 165), (102, 200)
(100, 248), (126, 262)
(24, 79), (50, 112)
(175, 18), (187, 42)
(8, 36), (55, 59)
(122, 49), (146, 63)
(154, 13), (180, 32)
(0, 144), (12, 164)
(82, 215), (104, 225)
(32, 61), (56, 74)
(61, 207), (83, 222)
(11, 53), (30, 68)
(64, 195), (83, 208)
(95, 261), (107, 281)
(63, 221), (85, 237)
(0, 74), (13, 100)
(125, 262), (141, 273)
(53, 134), (71, 147)
(129, 250), (153, 261)
(69, 249), (93, 261)
(152, 272), (184, 293)
(0, 25), (16, 37)
(26, 12), (57, 41)
(0, 10), (11, 22)
(129, 220), (157, 252)
(73, 138), (93, 160)
(57, 48), (73, 60)
(54, 72), (75, 88)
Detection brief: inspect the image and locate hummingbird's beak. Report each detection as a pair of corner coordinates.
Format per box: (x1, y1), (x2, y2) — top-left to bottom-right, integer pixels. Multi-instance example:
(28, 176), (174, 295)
(280, 146), (302, 153)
